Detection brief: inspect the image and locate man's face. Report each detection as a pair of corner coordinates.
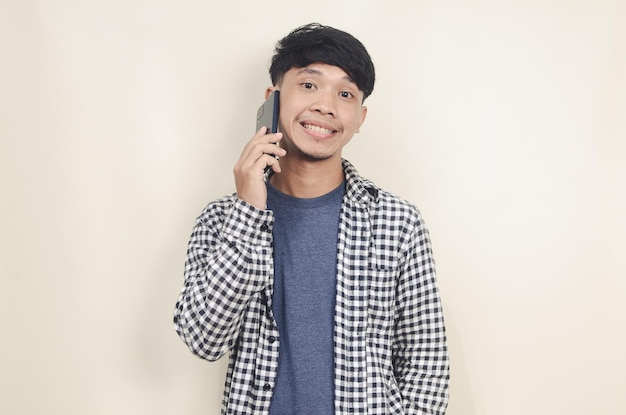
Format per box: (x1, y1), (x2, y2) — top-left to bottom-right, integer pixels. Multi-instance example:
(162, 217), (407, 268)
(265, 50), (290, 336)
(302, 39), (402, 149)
(270, 63), (367, 162)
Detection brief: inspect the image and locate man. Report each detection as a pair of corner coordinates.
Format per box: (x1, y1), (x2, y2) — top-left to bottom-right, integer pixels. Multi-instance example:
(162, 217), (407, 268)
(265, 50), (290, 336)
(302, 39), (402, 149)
(174, 23), (450, 414)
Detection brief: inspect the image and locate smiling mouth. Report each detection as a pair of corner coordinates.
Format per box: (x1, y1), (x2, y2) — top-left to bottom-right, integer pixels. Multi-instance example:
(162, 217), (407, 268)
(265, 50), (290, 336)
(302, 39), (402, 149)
(302, 123), (336, 135)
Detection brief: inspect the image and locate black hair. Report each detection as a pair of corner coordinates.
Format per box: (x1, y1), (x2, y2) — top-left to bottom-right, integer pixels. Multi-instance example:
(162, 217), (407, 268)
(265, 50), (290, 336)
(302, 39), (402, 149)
(269, 23), (375, 100)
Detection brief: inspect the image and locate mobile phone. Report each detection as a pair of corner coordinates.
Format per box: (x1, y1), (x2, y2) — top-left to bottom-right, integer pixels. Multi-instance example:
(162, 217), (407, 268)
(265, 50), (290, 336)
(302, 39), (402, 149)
(256, 90), (280, 133)
(256, 91), (280, 173)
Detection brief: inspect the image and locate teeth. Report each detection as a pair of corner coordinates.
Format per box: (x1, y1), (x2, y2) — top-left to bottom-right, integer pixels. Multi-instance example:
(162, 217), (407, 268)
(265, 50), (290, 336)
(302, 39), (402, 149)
(303, 123), (333, 134)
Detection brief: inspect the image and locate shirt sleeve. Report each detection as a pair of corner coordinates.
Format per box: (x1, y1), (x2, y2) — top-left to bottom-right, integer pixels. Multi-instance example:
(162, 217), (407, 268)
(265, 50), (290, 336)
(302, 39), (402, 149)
(393, 215), (450, 414)
(173, 196), (274, 361)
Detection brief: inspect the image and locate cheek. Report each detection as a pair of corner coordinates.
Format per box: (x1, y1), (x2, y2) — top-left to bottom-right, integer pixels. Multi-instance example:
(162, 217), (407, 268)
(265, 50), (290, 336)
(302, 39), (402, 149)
(344, 105), (365, 127)
(279, 113), (293, 133)
(278, 104), (297, 125)
(347, 114), (364, 132)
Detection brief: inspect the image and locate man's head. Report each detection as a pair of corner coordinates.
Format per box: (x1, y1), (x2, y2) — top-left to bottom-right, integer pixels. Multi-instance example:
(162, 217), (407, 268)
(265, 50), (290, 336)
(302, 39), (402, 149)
(269, 23), (375, 101)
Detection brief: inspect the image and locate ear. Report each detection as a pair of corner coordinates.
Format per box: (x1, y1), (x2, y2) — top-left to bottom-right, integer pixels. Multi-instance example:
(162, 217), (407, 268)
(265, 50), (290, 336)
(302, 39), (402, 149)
(355, 106), (368, 133)
(265, 87), (276, 100)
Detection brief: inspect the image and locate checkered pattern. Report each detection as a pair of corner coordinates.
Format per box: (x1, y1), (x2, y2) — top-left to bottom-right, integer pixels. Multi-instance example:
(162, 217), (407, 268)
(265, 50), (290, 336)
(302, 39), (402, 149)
(174, 159), (450, 414)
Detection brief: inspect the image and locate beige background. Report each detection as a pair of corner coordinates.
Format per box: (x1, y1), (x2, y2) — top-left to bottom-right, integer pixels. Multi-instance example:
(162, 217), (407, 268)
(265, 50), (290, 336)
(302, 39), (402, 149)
(2, 0), (625, 414)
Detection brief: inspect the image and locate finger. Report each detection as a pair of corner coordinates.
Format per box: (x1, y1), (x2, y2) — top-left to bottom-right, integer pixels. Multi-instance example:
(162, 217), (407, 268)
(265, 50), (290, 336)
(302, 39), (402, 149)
(235, 144), (284, 177)
(261, 140), (286, 158)
(257, 143), (286, 170)
(238, 127), (268, 161)
(239, 130), (282, 163)
(241, 135), (285, 167)
(246, 149), (283, 175)
(265, 131), (283, 145)
(259, 153), (282, 174)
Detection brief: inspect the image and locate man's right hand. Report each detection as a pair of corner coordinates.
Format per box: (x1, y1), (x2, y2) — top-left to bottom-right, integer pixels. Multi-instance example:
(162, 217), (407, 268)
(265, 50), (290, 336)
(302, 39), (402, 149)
(233, 127), (286, 210)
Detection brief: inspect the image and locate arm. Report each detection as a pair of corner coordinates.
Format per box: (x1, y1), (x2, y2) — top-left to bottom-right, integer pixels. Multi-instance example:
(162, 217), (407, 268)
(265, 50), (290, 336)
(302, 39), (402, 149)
(393, 216), (450, 414)
(174, 127), (285, 360)
(173, 197), (274, 361)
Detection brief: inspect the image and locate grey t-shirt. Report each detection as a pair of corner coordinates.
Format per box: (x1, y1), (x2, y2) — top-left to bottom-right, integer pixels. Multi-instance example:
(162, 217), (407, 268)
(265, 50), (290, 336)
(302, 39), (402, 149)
(267, 180), (345, 415)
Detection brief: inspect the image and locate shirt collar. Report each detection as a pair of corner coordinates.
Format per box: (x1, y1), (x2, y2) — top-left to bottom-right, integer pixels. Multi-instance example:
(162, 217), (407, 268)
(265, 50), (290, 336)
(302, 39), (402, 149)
(263, 158), (378, 208)
(342, 159), (378, 208)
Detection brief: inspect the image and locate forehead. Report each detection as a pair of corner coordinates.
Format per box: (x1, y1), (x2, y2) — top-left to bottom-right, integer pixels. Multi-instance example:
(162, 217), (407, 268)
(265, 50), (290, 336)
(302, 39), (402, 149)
(286, 63), (356, 84)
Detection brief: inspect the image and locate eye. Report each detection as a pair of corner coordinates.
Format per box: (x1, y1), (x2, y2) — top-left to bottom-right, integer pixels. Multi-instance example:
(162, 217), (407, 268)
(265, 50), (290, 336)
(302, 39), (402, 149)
(339, 91), (353, 99)
(302, 82), (315, 89)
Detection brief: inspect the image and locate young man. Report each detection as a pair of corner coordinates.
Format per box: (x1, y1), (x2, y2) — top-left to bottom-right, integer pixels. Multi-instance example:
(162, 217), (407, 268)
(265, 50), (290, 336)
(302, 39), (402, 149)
(174, 23), (450, 414)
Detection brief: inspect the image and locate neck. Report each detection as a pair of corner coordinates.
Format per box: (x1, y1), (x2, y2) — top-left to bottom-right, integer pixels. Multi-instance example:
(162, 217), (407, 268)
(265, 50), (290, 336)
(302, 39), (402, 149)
(269, 156), (344, 198)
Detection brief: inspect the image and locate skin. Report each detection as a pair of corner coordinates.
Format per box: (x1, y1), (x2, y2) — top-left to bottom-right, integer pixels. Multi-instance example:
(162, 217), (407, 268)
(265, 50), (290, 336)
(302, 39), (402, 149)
(234, 63), (368, 209)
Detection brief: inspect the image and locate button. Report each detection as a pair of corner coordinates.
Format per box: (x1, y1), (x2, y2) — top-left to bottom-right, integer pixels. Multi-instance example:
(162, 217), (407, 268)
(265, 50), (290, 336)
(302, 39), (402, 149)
(260, 223), (270, 232)
(268, 336), (276, 344)
(263, 383), (272, 391)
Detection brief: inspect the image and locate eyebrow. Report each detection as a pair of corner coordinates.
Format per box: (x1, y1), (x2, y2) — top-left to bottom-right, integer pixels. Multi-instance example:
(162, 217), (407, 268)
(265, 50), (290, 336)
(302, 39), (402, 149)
(297, 67), (356, 84)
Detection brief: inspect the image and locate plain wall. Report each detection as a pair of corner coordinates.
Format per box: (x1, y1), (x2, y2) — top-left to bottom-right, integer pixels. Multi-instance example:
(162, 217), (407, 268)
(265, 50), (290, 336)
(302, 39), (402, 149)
(1, 1), (624, 414)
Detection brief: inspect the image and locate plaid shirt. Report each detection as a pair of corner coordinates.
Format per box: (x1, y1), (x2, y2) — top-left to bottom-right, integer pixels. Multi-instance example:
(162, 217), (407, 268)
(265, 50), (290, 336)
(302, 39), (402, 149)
(174, 159), (449, 414)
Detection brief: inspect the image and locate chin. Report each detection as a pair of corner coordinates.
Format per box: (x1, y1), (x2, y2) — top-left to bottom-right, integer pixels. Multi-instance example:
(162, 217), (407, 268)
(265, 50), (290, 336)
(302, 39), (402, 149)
(287, 141), (334, 162)
(300, 151), (333, 162)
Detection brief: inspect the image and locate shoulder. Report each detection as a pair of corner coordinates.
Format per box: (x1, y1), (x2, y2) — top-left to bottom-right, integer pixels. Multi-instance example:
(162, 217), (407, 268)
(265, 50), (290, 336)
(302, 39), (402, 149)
(343, 159), (423, 227)
(367, 183), (426, 239)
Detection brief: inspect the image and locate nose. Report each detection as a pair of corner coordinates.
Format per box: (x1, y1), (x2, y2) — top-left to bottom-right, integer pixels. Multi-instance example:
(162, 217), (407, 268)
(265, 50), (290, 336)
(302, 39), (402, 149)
(311, 92), (336, 117)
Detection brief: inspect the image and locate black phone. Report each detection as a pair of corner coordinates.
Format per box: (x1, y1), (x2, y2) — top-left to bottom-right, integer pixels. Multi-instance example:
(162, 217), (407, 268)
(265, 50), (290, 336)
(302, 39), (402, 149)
(256, 90), (280, 133)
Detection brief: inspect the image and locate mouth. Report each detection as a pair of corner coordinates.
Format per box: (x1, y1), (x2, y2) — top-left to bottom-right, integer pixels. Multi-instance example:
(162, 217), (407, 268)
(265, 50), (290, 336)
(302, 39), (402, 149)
(301, 122), (336, 136)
